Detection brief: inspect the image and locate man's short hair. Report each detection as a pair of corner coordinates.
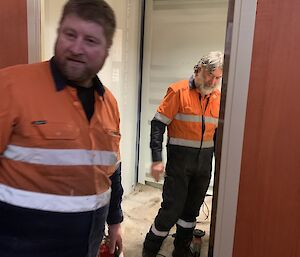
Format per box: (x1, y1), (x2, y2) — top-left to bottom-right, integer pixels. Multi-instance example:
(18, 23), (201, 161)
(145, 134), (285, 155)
(194, 51), (224, 73)
(60, 0), (116, 47)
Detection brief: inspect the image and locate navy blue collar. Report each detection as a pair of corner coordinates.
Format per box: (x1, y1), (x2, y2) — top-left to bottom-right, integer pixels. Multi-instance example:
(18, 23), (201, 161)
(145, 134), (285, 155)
(189, 75), (196, 89)
(49, 57), (105, 96)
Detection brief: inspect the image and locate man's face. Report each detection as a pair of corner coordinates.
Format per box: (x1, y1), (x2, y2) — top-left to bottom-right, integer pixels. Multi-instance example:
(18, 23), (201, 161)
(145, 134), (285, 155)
(194, 67), (223, 95)
(54, 14), (109, 87)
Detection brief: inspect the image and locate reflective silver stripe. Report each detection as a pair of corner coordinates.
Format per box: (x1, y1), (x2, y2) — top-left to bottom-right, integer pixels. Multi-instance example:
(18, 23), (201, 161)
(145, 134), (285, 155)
(205, 116), (219, 126)
(174, 113), (218, 126)
(175, 113), (201, 122)
(177, 219), (197, 228)
(154, 112), (171, 125)
(0, 184), (111, 213)
(169, 138), (214, 148)
(3, 145), (118, 166)
(150, 223), (169, 237)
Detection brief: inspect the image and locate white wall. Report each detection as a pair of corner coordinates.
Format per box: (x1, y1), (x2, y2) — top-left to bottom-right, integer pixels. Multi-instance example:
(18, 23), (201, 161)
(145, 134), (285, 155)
(41, 0), (66, 59)
(102, 0), (141, 195)
(41, 0), (142, 195)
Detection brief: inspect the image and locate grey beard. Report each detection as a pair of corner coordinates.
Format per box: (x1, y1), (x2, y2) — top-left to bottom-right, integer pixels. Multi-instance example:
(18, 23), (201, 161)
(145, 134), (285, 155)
(198, 83), (217, 95)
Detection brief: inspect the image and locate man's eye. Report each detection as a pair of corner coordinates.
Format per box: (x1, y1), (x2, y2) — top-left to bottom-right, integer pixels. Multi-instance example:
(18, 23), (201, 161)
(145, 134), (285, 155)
(65, 32), (76, 39)
(86, 38), (99, 45)
(87, 39), (96, 44)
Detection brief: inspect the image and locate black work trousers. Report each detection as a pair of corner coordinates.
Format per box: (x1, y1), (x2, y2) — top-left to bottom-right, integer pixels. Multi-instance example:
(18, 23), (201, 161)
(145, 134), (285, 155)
(0, 201), (108, 257)
(144, 145), (213, 254)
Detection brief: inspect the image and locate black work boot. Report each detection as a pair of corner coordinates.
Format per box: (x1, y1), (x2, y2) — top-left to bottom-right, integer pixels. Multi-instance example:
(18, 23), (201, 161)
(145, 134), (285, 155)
(172, 224), (194, 257)
(142, 230), (165, 257)
(142, 247), (157, 257)
(172, 244), (193, 257)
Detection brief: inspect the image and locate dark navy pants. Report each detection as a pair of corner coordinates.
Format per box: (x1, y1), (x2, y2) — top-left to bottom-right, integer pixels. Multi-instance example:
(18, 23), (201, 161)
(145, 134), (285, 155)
(144, 145), (213, 254)
(0, 201), (108, 257)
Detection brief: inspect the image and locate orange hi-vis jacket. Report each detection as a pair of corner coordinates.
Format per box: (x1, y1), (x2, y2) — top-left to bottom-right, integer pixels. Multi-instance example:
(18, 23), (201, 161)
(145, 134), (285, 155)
(154, 79), (220, 148)
(0, 61), (120, 213)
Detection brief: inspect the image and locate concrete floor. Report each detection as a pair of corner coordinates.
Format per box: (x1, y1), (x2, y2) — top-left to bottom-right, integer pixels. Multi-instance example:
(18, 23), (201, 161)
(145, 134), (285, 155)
(122, 184), (212, 257)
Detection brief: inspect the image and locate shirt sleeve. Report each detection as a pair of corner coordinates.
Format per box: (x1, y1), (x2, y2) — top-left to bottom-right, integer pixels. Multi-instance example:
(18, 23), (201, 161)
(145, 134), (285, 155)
(150, 119), (166, 162)
(150, 86), (180, 162)
(106, 163), (124, 225)
(156, 87), (180, 123)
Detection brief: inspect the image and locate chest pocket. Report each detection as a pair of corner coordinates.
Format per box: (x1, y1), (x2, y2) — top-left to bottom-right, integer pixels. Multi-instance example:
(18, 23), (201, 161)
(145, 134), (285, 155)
(179, 89), (201, 115)
(102, 128), (121, 152)
(35, 123), (80, 140)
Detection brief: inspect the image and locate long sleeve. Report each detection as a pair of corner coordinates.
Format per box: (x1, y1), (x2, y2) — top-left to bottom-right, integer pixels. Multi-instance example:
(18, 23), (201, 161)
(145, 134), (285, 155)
(106, 163), (124, 225)
(150, 119), (166, 162)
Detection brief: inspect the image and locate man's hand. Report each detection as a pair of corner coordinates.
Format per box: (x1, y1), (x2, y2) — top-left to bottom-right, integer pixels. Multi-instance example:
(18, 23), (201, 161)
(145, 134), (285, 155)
(108, 223), (123, 254)
(151, 161), (164, 182)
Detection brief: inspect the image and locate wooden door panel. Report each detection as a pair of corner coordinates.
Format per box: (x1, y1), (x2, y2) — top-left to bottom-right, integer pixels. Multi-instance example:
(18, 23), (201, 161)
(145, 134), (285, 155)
(233, 1), (300, 257)
(0, 0), (28, 68)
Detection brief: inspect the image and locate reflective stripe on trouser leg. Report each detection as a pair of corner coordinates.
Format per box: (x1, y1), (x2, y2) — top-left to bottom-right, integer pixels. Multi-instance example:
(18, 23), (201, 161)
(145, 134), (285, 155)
(177, 219), (197, 229)
(174, 220), (196, 249)
(143, 225), (168, 256)
(151, 223), (169, 237)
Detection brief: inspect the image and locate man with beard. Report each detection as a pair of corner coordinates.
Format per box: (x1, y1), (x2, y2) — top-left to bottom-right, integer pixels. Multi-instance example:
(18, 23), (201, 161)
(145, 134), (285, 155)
(0, 1), (123, 257)
(142, 51), (224, 257)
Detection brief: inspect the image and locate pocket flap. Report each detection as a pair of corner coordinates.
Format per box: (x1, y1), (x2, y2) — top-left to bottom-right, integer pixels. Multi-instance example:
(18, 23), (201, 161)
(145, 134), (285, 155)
(35, 123), (80, 140)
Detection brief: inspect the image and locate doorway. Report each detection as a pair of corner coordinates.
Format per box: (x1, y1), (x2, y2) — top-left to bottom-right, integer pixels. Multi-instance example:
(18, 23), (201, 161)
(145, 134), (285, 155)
(137, 1), (230, 256)
(138, 0), (229, 194)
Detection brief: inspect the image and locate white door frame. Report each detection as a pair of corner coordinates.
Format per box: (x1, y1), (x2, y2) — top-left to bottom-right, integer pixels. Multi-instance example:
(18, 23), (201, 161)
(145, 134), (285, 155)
(213, 0), (257, 256)
(27, 0), (42, 63)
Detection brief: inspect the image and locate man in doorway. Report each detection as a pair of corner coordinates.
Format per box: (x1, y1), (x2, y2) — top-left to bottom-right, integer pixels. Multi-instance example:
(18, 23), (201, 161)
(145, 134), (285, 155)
(142, 51), (224, 257)
(0, 1), (123, 257)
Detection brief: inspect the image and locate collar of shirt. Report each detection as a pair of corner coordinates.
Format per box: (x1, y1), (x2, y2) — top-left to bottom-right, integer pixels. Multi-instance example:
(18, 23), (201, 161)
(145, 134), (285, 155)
(189, 75), (196, 89)
(49, 57), (105, 97)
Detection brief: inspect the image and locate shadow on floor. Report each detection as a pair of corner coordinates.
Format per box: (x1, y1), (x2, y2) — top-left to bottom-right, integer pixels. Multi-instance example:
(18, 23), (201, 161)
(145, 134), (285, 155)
(122, 184), (212, 257)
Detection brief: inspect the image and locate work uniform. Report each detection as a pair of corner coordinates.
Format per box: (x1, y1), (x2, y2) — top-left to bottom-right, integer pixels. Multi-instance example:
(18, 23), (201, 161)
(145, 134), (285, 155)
(143, 78), (220, 256)
(0, 59), (123, 257)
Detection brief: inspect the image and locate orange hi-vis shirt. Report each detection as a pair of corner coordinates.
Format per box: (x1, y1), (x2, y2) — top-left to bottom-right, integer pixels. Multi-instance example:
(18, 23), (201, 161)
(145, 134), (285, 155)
(154, 79), (220, 148)
(0, 61), (120, 213)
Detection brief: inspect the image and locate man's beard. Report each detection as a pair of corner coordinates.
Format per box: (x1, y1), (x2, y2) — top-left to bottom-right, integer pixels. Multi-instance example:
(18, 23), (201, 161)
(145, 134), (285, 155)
(61, 60), (92, 83)
(198, 82), (218, 95)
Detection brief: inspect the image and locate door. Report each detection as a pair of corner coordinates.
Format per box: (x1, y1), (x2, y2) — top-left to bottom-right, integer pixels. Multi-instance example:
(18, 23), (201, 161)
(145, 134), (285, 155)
(0, 0), (28, 68)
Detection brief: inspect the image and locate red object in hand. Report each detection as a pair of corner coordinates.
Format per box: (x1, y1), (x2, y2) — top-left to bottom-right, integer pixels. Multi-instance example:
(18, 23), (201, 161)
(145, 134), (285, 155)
(99, 242), (114, 257)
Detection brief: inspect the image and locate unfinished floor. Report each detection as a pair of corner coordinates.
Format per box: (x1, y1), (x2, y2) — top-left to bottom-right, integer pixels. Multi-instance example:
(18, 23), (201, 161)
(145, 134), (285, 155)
(122, 184), (212, 257)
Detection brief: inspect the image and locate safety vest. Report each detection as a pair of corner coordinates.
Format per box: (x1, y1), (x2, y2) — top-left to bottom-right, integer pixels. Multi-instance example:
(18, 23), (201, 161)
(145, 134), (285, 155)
(154, 79), (220, 148)
(0, 61), (120, 213)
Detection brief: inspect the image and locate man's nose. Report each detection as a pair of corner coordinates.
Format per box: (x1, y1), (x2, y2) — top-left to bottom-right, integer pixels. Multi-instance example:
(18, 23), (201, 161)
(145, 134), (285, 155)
(210, 77), (217, 85)
(70, 38), (84, 54)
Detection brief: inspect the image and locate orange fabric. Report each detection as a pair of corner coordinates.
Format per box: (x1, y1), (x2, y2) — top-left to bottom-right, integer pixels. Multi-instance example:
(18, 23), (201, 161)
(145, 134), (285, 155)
(157, 79), (220, 142)
(0, 61), (120, 196)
